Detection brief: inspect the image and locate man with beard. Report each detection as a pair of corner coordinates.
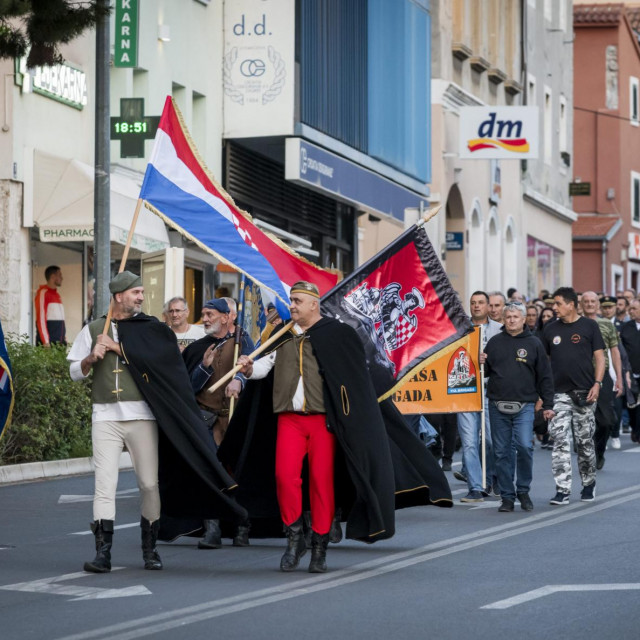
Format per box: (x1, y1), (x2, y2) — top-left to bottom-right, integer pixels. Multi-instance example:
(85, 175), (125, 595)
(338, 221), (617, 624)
(181, 298), (253, 548)
(69, 272), (247, 572)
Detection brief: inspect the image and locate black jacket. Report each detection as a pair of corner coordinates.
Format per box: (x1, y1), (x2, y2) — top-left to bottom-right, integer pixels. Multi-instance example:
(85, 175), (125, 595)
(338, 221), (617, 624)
(115, 314), (248, 526)
(484, 327), (554, 410)
(620, 320), (640, 374)
(218, 317), (452, 543)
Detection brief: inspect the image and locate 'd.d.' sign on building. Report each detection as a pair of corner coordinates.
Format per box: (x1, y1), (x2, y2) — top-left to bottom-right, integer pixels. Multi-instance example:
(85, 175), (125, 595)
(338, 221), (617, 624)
(459, 107), (539, 160)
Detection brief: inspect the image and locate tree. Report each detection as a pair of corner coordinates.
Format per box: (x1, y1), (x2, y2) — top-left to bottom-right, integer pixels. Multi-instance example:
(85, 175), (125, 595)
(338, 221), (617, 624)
(0, 0), (110, 67)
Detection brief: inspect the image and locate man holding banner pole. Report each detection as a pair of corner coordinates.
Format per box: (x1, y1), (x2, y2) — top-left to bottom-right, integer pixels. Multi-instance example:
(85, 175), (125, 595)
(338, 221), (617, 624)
(457, 291), (501, 503)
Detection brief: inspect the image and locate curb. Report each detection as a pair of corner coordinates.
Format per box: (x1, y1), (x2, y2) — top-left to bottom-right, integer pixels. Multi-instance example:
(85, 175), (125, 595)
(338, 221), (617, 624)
(0, 453), (133, 485)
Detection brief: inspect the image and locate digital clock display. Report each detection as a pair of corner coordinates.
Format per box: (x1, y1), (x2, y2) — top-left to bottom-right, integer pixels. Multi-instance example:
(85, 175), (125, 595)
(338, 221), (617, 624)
(113, 121), (149, 134)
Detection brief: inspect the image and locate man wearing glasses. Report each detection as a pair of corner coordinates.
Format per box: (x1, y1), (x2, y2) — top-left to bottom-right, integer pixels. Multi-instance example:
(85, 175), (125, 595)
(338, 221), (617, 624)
(166, 296), (205, 351)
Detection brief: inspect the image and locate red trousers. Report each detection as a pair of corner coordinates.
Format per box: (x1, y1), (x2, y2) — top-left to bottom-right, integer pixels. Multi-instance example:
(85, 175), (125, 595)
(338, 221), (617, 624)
(275, 413), (336, 534)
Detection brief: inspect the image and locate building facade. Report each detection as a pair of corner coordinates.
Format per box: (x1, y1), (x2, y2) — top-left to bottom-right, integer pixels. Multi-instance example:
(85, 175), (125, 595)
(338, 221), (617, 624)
(429, 0), (574, 304)
(573, 2), (640, 295)
(0, 0), (434, 342)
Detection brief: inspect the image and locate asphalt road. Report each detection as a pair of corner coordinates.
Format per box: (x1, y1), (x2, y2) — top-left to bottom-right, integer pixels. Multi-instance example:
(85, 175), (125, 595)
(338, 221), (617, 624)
(2, 439), (640, 640)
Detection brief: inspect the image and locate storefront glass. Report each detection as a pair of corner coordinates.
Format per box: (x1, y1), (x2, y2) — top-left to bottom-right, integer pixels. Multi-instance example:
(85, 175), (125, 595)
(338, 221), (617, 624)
(527, 235), (564, 299)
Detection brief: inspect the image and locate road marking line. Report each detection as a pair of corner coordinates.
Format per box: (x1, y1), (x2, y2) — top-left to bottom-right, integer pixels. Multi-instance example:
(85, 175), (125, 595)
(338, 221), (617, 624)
(72, 522), (139, 536)
(0, 568), (151, 601)
(59, 489), (139, 504)
(482, 583), (640, 609)
(53, 484), (640, 640)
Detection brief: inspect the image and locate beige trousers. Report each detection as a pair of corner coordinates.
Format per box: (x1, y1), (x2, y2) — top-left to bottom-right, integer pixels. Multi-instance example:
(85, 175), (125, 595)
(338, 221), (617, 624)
(92, 420), (160, 522)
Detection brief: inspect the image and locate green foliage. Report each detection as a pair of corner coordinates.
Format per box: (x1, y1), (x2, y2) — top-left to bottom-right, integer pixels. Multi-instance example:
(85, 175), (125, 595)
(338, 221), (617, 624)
(0, 336), (92, 465)
(0, 0), (110, 67)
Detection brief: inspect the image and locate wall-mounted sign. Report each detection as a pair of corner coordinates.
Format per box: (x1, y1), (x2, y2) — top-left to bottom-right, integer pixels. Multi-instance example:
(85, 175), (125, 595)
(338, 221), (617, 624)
(285, 138), (427, 221)
(114, 0), (139, 68)
(459, 106), (539, 159)
(569, 181), (591, 196)
(18, 57), (88, 109)
(223, 0), (295, 137)
(110, 98), (160, 158)
(445, 232), (464, 251)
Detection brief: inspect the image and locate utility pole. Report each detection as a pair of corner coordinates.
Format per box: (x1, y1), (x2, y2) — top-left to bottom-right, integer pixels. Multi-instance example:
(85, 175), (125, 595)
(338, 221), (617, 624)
(94, 0), (111, 317)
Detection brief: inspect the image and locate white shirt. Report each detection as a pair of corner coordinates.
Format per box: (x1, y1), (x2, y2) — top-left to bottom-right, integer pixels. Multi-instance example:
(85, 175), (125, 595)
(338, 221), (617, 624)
(249, 324), (306, 411)
(173, 324), (206, 350)
(67, 322), (155, 423)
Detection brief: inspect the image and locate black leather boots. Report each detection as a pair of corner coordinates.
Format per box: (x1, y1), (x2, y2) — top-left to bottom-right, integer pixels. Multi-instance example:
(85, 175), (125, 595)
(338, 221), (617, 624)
(140, 517), (163, 570)
(308, 532), (329, 573)
(280, 517), (307, 571)
(198, 519), (222, 549)
(84, 519), (114, 573)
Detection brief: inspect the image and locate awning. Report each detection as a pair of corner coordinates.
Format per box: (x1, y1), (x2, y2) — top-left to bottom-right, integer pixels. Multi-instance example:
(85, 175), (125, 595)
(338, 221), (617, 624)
(33, 150), (170, 252)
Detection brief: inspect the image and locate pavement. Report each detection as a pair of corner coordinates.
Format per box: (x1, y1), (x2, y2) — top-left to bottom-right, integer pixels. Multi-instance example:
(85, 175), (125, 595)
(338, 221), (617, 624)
(3, 440), (640, 639)
(0, 453), (132, 485)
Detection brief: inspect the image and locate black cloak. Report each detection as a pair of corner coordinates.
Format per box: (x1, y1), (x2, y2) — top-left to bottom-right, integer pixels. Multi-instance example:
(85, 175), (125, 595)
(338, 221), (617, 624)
(218, 317), (452, 544)
(115, 314), (248, 532)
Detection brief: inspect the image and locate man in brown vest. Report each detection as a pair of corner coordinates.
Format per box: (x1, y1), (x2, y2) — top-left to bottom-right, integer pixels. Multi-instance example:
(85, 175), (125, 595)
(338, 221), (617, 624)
(236, 281), (337, 573)
(183, 297), (253, 548)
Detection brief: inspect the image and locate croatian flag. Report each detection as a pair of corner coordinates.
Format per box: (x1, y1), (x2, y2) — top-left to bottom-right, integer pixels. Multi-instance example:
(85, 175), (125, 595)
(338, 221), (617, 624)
(139, 97), (338, 314)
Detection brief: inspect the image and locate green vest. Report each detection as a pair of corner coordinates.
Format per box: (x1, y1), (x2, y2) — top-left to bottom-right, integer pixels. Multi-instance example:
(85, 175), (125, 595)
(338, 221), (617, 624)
(272, 332), (325, 414)
(87, 318), (145, 404)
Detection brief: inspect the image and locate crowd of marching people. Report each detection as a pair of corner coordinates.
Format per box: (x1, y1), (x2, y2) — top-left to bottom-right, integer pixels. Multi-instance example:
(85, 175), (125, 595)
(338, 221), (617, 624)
(67, 269), (639, 576)
(424, 285), (640, 512)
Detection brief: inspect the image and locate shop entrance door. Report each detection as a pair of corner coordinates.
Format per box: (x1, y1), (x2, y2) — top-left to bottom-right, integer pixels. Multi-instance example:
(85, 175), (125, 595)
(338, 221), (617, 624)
(140, 248), (184, 320)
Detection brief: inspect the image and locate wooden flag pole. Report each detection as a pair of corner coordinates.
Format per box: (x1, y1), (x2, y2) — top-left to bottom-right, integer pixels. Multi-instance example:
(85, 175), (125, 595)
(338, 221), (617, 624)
(207, 320), (294, 394)
(102, 198), (144, 334)
(228, 275), (247, 418)
(479, 324), (487, 491)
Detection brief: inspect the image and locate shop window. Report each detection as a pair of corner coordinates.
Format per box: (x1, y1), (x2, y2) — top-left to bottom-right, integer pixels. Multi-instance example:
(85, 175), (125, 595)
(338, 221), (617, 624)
(632, 171), (640, 226)
(630, 77), (639, 125)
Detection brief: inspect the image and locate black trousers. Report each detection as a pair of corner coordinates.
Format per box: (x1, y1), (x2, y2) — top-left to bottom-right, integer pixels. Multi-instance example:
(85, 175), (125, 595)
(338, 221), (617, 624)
(427, 413), (458, 462)
(595, 370), (617, 457)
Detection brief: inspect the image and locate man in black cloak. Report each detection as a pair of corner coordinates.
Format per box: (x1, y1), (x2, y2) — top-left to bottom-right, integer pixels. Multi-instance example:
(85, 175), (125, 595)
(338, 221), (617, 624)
(223, 281), (452, 574)
(68, 271), (247, 573)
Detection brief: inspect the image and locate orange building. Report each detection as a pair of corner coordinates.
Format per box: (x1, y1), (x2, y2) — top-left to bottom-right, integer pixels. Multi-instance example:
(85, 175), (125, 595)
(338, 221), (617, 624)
(573, 3), (640, 294)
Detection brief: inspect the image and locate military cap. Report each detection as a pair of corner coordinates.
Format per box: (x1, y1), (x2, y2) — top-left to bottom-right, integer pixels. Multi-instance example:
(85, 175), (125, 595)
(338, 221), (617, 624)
(599, 295), (616, 308)
(203, 298), (230, 314)
(109, 271), (142, 294)
(290, 281), (320, 298)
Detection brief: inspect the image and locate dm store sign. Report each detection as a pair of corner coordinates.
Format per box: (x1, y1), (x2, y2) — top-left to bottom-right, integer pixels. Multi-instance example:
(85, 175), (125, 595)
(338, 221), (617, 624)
(459, 106), (539, 160)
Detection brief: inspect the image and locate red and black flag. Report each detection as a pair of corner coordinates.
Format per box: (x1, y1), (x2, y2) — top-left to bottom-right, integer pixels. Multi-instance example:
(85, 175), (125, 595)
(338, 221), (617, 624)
(321, 222), (473, 400)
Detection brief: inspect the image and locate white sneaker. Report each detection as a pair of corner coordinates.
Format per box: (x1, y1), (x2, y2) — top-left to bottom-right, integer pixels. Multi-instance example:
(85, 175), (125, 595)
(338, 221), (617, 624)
(611, 437), (621, 450)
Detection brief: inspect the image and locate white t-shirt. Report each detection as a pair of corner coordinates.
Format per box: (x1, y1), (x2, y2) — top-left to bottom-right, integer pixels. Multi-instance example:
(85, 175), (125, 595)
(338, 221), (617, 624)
(173, 324), (206, 351)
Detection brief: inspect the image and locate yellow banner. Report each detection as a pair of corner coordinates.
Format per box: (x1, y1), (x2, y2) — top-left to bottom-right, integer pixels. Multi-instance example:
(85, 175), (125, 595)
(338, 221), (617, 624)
(392, 327), (482, 414)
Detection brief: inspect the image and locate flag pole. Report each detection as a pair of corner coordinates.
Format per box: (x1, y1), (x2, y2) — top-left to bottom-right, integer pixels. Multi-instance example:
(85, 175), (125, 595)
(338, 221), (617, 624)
(228, 275), (247, 418)
(479, 323), (487, 491)
(208, 320), (293, 394)
(102, 198), (144, 334)
(320, 205), (441, 302)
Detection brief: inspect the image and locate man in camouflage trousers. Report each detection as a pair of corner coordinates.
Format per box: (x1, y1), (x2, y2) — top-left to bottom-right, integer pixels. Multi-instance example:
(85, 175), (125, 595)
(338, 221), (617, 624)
(542, 287), (605, 505)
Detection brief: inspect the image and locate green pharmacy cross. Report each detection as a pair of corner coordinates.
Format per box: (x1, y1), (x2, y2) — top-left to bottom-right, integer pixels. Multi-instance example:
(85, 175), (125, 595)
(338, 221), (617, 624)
(110, 98), (160, 158)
